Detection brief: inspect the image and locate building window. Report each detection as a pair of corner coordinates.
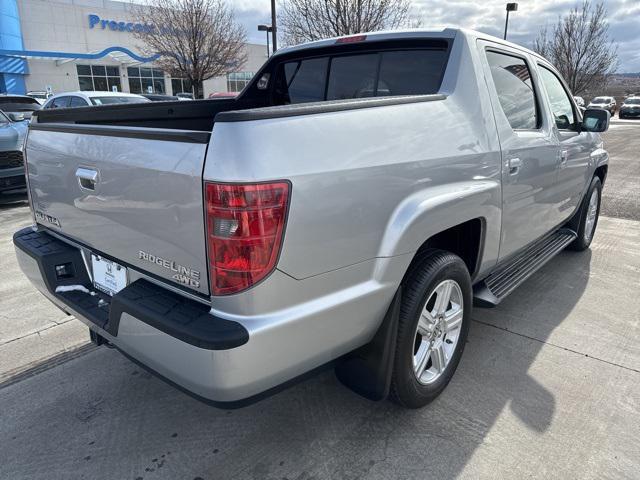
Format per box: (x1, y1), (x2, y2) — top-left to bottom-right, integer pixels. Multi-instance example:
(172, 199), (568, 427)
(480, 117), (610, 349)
(171, 78), (193, 95)
(227, 72), (254, 92)
(127, 67), (165, 94)
(77, 65), (121, 92)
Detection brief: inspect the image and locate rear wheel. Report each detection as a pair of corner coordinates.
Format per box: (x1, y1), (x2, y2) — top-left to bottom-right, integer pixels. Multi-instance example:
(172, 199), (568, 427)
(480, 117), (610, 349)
(569, 176), (602, 251)
(390, 249), (472, 409)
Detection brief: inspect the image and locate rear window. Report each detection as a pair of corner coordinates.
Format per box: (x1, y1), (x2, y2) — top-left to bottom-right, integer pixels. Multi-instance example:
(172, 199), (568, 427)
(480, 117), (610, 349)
(0, 97), (41, 111)
(90, 96), (149, 105)
(274, 48), (448, 105)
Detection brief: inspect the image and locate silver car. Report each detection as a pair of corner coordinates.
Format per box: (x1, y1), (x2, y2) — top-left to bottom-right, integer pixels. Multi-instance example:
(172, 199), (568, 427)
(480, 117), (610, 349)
(15, 28), (610, 408)
(0, 110), (27, 194)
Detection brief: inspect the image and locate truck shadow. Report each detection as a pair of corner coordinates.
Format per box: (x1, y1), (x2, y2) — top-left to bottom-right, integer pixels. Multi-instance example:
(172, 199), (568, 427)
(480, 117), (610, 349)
(0, 250), (592, 480)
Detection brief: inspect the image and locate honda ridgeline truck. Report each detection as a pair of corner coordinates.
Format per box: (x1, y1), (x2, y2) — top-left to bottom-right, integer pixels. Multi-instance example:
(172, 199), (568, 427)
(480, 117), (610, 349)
(14, 29), (610, 408)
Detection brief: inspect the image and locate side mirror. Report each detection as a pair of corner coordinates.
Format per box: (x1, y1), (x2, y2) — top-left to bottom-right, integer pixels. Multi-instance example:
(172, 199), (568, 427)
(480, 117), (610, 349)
(8, 112), (25, 122)
(582, 108), (610, 133)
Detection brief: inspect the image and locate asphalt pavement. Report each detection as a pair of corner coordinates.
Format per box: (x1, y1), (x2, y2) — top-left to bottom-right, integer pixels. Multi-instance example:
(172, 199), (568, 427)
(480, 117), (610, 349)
(0, 121), (638, 480)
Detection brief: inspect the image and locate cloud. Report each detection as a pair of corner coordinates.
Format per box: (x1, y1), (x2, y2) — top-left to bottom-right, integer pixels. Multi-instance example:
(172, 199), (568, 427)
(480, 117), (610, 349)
(236, 0), (639, 72)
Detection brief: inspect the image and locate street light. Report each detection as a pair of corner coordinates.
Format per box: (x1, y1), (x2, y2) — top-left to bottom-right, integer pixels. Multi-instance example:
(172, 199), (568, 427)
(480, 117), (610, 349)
(270, 0), (277, 52)
(258, 24), (273, 57)
(504, 3), (518, 40)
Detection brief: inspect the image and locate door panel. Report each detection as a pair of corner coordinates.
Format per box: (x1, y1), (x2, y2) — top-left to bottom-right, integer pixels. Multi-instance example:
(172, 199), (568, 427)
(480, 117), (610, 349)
(536, 65), (591, 223)
(479, 43), (560, 261)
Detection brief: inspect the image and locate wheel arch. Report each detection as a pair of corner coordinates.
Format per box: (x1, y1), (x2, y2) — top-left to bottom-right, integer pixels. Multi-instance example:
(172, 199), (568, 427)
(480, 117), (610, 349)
(377, 180), (500, 282)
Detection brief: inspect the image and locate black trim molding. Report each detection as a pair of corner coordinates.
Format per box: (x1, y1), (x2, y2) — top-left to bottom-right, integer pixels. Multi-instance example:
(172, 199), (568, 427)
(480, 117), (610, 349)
(29, 123), (211, 144)
(215, 94), (448, 122)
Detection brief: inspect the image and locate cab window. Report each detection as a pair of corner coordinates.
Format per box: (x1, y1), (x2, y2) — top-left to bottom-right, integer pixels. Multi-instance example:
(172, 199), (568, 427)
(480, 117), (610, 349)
(538, 66), (576, 130)
(273, 48), (449, 105)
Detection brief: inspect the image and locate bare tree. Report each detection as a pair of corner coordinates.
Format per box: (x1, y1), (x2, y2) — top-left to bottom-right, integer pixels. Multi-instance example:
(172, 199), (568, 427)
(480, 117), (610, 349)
(131, 0), (246, 98)
(533, 1), (618, 95)
(279, 0), (413, 45)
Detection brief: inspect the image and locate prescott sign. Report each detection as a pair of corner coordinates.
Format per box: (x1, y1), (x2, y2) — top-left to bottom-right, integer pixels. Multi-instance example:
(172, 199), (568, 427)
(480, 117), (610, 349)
(88, 14), (168, 34)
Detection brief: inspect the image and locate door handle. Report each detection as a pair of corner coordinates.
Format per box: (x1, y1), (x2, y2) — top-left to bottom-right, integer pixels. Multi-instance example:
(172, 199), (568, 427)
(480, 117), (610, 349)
(508, 157), (522, 175)
(76, 167), (98, 191)
(559, 150), (568, 167)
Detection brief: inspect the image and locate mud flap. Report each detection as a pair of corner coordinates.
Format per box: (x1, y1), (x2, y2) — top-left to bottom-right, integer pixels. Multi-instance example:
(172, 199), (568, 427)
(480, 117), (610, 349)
(334, 287), (401, 401)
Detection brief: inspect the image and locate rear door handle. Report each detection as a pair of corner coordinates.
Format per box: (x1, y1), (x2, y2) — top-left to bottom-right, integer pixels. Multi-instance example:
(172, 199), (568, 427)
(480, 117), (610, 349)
(508, 157), (522, 175)
(559, 150), (568, 167)
(76, 167), (98, 191)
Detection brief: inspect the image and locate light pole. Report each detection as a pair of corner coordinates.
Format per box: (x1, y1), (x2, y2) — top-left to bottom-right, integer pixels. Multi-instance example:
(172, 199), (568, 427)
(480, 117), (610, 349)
(270, 0), (277, 52)
(258, 24), (273, 57)
(504, 3), (518, 40)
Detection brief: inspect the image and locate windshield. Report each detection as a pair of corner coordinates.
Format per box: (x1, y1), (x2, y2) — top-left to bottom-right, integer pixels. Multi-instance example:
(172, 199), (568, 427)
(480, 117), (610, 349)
(591, 97), (610, 103)
(0, 98), (41, 111)
(90, 96), (149, 105)
(624, 98), (640, 105)
(28, 93), (47, 99)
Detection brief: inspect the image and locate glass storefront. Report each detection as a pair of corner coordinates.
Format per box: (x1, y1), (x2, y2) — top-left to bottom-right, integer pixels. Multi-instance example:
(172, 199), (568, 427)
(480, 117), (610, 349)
(227, 72), (254, 92)
(77, 65), (122, 92)
(127, 67), (165, 94)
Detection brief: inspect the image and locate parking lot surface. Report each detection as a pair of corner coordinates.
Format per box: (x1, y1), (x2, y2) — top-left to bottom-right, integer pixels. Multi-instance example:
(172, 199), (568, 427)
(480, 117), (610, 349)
(1, 122), (639, 479)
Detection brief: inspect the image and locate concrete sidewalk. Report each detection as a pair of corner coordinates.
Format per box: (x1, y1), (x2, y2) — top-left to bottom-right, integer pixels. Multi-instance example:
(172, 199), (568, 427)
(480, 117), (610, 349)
(0, 215), (638, 480)
(0, 201), (89, 383)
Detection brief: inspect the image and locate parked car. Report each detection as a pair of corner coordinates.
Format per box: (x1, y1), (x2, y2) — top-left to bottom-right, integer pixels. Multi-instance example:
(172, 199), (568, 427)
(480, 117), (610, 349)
(587, 96), (616, 115)
(618, 97), (640, 119)
(26, 91), (51, 105)
(0, 110), (28, 193)
(176, 92), (194, 100)
(42, 91), (150, 109)
(208, 92), (238, 99)
(0, 94), (41, 121)
(573, 96), (585, 107)
(15, 28), (610, 409)
(143, 93), (179, 102)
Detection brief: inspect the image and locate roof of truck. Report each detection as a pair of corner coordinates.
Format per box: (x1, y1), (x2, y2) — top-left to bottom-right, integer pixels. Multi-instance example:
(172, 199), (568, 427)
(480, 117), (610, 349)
(275, 27), (545, 63)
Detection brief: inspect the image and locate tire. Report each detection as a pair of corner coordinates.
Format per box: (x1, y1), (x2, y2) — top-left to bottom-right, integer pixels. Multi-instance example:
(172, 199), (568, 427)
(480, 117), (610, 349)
(568, 176), (602, 251)
(390, 249), (472, 409)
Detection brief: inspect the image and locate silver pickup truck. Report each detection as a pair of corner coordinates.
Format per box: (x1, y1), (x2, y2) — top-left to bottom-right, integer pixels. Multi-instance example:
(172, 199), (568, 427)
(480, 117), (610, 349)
(14, 28), (610, 409)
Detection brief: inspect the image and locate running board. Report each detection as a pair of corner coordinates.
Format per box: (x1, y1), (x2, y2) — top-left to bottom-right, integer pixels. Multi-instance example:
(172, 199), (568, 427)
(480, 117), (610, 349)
(473, 229), (577, 307)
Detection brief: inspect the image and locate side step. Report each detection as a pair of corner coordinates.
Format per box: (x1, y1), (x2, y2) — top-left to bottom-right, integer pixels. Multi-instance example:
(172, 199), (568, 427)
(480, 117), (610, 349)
(474, 229), (577, 307)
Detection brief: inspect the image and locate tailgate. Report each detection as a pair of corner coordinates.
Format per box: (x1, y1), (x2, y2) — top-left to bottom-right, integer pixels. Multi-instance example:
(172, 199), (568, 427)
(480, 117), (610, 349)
(26, 123), (210, 296)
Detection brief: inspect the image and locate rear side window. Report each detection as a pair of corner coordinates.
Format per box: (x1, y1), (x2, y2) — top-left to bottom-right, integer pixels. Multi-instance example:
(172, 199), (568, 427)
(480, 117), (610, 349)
(486, 50), (538, 130)
(49, 96), (71, 109)
(275, 48), (448, 105)
(69, 97), (88, 107)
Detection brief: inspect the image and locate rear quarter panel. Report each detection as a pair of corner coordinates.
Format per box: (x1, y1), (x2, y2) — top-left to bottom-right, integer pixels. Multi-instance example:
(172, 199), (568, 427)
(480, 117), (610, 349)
(205, 34), (502, 284)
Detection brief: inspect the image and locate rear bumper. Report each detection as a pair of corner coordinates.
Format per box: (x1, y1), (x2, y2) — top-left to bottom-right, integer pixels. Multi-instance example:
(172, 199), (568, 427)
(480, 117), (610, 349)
(13, 226), (399, 405)
(12, 227), (265, 406)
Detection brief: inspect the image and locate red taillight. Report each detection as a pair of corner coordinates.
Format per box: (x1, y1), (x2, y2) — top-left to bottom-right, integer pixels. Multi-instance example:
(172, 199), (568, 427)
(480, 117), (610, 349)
(205, 181), (290, 295)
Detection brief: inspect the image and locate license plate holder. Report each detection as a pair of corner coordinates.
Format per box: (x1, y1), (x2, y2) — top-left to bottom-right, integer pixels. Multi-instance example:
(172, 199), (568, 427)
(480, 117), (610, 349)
(91, 255), (127, 296)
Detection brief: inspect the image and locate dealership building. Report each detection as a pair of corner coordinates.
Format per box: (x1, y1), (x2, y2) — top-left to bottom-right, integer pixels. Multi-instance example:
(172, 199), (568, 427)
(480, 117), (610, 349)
(0, 0), (267, 97)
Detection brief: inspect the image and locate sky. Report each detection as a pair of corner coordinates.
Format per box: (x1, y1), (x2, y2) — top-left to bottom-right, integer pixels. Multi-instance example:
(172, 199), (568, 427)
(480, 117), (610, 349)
(233, 0), (640, 73)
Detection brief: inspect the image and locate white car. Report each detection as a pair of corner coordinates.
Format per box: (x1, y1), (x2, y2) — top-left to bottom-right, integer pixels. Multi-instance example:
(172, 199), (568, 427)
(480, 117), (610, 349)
(26, 91), (51, 105)
(42, 91), (150, 109)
